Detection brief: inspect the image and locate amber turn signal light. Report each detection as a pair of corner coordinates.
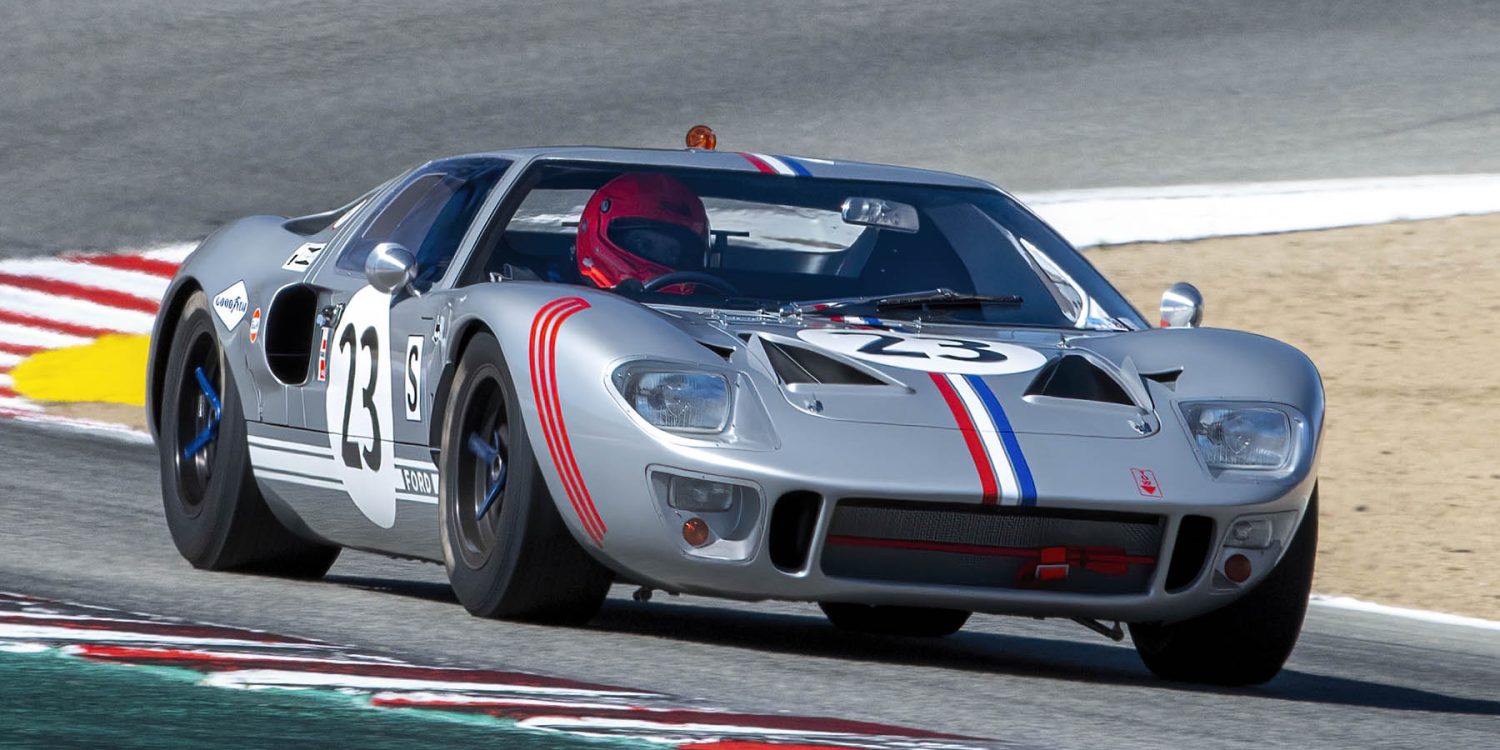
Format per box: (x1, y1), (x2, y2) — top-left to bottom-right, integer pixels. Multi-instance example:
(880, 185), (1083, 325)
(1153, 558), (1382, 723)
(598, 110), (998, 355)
(1224, 553), (1252, 583)
(685, 124), (717, 150)
(682, 517), (711, 546)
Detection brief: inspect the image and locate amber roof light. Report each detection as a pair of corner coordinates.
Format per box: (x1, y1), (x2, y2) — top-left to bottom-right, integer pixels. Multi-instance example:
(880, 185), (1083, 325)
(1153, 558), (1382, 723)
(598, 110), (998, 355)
(685, 124), (717, 150)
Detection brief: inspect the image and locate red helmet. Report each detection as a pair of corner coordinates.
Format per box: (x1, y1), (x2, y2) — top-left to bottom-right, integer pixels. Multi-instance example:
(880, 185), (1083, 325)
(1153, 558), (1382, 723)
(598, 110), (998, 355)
(577, 173), (709, 290)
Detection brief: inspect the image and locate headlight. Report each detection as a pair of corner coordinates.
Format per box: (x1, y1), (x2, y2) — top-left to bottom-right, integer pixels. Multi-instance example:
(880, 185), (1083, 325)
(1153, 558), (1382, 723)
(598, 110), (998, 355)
(614, 367), (731, 433)
(1181, 403), (1292, 470)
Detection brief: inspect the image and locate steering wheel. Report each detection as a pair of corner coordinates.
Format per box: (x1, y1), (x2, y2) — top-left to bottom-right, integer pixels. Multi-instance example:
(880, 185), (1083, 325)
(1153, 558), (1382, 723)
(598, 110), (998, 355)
(641, 272), (740, 296)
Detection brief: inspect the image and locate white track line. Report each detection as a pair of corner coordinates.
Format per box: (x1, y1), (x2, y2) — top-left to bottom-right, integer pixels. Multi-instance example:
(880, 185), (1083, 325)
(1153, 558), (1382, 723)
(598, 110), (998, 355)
(0, 624), (328, 650)
(6, 411), (151, 441)
(1310, 595), (1500, 631)
(1020, 173), (1500, 247)
(0, 397), (44, 413)
(201, 669), (657, 698)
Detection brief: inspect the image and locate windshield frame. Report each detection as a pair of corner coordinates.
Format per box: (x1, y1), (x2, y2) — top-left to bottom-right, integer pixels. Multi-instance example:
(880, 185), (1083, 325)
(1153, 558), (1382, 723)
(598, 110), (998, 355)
(461, 160), (1150, 331)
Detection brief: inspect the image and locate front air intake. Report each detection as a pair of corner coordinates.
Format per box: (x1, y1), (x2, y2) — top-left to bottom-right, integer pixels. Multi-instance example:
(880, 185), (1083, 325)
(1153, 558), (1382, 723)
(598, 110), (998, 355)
(1166, 515), (1214, 591)
(769, 491), (822, 572)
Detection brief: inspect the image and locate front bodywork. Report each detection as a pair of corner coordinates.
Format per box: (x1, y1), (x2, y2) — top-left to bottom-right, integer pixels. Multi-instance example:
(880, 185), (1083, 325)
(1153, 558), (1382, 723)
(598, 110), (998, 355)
(456, 285), (1322, 624)
(147, 146), (1323, 625)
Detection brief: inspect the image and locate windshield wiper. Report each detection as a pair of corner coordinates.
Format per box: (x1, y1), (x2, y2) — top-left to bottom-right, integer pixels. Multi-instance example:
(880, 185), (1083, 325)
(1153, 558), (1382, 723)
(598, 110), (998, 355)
(873, 291), (1023, 310)
(779, 288), (1022, 316)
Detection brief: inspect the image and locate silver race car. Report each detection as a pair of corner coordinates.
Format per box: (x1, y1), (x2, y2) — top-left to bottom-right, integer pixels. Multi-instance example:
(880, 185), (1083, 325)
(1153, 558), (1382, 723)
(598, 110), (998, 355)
(146, 131), (1323, 685)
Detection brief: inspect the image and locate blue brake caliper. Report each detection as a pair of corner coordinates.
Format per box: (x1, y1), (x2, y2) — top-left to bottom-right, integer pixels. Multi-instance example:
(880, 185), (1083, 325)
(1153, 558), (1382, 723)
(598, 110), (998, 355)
(181, 367), (222, 460)
(467, 432), (507, 521)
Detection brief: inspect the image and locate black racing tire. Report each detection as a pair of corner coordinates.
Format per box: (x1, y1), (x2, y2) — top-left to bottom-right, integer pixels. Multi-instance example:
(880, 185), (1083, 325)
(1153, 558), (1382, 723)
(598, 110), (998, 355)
(819, 602), (972, 637)
(438, 331), (612, 624)
(1129, 488), (1319, 686)
(157, 292), (340, 577)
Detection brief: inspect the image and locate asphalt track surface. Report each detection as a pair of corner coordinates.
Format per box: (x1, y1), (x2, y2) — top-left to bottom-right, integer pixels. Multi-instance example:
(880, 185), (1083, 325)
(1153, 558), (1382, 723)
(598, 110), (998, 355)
(4, 0), (1500, 255)
(1, 422), (1497, 748)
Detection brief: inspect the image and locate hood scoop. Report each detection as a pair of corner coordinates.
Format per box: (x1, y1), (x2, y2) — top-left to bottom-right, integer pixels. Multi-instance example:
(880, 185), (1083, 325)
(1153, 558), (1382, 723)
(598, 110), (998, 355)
(1025, 354), (1135, 406)
(760, 338), (884, 386)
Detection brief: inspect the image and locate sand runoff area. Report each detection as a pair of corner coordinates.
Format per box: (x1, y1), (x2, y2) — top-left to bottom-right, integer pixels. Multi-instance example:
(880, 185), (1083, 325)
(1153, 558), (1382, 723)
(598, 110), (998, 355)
(1092, 212), (1500, 620)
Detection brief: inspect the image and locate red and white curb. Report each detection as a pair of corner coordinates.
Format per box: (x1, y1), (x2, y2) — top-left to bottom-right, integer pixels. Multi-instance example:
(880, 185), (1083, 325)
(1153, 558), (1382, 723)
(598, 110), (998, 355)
(0, 243), (191, 420)
(0, 592), (998, 749)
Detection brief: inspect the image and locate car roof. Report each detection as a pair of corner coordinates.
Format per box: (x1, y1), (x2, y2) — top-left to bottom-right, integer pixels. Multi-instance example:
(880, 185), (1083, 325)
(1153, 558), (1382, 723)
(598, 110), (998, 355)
(459, 146), (1001, 191)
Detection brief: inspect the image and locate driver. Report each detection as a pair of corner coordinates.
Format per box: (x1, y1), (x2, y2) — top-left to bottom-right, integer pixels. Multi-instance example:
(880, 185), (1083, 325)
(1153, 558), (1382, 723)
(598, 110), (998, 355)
(576, 173), (710, 293)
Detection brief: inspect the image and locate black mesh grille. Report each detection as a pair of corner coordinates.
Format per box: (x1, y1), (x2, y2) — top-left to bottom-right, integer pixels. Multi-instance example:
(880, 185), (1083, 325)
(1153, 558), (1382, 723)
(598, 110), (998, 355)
(822, 499), (1164, 594)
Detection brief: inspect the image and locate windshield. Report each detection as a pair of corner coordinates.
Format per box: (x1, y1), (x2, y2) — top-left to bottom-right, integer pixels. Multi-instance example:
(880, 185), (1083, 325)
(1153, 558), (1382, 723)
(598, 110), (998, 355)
(469, 162), (1145, 330)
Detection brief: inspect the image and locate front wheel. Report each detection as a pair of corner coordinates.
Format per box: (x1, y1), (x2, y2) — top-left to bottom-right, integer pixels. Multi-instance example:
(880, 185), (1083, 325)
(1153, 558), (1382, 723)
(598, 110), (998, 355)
(157, 292), (339, 576)
(819, 602), (971, 637)
(438, 332), (612, 624)
(1129, 489), (1319, 685)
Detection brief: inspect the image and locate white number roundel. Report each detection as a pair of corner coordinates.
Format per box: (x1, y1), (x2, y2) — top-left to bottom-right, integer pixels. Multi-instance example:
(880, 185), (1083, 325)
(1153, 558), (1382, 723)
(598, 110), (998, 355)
(797, 329), (1047, 375)
(325, 286), (399, 528)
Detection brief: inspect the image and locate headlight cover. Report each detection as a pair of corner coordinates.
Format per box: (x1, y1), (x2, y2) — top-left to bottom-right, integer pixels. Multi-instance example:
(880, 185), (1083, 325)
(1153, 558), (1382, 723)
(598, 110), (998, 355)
(1181, 403), (1293, 471)
(613, 366), (732, 433)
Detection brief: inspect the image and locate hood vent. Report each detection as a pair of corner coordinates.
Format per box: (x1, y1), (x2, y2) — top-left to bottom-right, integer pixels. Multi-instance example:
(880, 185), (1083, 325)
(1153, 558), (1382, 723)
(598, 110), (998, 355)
(697, 340), (736, 362)
(1142, 367), (1183, 391)
(762, 339), (884, 386)
(1026, 354), (1134, 406)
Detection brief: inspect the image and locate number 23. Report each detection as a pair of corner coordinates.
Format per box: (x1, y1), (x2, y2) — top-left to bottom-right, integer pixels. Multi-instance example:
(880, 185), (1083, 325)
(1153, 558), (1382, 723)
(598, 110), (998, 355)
(338, 324), (382, 471)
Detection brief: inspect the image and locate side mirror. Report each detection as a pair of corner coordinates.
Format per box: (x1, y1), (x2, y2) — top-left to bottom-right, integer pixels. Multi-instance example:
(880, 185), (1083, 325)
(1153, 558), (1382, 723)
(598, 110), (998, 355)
(1159, 282), (1203, 328)
(365, 242), (418, 295)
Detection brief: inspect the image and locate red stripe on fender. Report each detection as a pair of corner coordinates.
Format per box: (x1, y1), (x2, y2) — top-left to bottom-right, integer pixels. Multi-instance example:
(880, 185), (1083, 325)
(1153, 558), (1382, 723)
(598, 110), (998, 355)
(542, 302), (607, 537)
(544, 300), (607, 542)
(539, 299), (605, 542)
(72, 254), (181, 278)
(529, 299), (597, 542)
(0, 273), (160, 314)
(0, 386), (17, 399)
(0, 309), (117, 338)
(528, 297), (607, 544)
(737, 152), (777, 174)
(928, 372), (998, 503)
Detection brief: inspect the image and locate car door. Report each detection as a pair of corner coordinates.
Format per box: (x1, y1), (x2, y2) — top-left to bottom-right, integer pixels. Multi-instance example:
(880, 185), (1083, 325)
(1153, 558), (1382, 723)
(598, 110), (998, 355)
(264, 157), (511, 553)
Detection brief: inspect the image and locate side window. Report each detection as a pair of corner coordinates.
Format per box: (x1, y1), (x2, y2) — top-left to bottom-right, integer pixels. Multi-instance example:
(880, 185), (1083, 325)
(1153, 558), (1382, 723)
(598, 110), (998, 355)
(335, 157), (510, 288)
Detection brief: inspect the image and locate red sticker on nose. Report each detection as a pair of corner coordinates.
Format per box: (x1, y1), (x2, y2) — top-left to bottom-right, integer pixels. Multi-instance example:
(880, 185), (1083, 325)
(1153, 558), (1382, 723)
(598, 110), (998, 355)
(1131, 468), (1162, 497)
